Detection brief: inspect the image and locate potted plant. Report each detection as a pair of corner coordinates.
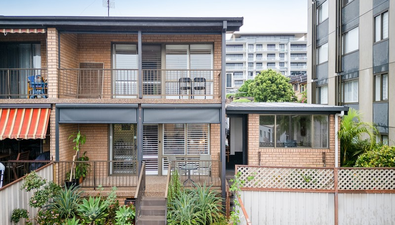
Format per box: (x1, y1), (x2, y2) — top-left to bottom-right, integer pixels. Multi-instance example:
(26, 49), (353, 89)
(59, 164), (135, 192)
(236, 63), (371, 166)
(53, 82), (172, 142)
(65, 131), (86, 188)
(75, 151), (90, 184)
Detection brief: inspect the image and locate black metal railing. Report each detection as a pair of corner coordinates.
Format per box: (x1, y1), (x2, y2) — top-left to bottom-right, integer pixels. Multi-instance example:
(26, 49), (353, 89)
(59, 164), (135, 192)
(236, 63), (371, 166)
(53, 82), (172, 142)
(0, 68), (48, 99)
(55, 160), (139, 189)
(58, 68), (220, 99)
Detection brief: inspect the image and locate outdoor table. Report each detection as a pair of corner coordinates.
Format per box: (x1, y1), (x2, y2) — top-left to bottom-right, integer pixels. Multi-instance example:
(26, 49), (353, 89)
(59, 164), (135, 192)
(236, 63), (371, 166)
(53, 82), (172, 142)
(180, 164), (198, 185)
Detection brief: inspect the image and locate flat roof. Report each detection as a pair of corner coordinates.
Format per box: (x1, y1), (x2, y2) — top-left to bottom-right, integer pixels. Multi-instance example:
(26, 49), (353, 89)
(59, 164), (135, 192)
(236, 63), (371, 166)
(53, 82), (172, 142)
(0, 16), (243, 33)
(226, 102), (349, 115)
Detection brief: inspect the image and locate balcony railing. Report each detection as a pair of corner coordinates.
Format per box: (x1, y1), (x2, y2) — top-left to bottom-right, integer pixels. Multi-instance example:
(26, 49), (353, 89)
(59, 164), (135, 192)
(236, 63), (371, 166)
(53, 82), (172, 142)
(58, 69), (220, 99)
(0, 160), (51, 187)
(290, 48), (307, 51)
(290, 65), (307, 69)
(55, 160), (139, 189)
(0, 68), (48, 99)
(170, 159), (221, 187)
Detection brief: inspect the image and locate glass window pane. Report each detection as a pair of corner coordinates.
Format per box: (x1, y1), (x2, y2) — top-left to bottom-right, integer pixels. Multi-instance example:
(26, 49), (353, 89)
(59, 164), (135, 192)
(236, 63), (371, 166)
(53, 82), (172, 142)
(313, 116), (328, 148)
(259, 116), (275, 147)
(187, 124), (209, 155)
(375, 75), (381, 101)
(276, 115), (311, 147)
(164, 124), (185, 155)
(375, 15), (381, 42)
(321, 86), (328, 104)
(226, 74), (232, 88)
(383, 12), (388, 39)
(318, 43), (328, 64)
(165, 45), (188, 69)
(382, 74), (388, 100)
(344, 27), (359, 54)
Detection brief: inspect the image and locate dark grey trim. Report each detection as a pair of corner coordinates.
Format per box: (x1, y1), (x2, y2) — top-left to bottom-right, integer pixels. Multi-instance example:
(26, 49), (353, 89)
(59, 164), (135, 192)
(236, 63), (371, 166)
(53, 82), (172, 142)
(58, 31), (61, 69)
(226, 106), (349, 114)
(137, 105), (143, 173)
(0, 104), (52, 108)
(221, 21), (227, 202)
(141, 104), (221, 109)
(55, 107), (60, 161)
(227, 111), (343, 115)
(56, 104), (138, 109)
(143, 108), (220, 124)
(138, 31), (143, 99)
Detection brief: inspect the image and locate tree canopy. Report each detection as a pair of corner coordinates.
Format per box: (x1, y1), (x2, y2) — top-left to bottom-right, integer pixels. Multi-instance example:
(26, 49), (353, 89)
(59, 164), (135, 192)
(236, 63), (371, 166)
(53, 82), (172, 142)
(241, 69), (295, 102)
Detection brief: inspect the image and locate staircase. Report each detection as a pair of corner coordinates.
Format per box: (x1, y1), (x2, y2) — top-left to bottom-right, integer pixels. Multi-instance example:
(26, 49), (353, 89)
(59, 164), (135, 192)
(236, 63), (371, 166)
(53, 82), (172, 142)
(136, 176), (167, 225)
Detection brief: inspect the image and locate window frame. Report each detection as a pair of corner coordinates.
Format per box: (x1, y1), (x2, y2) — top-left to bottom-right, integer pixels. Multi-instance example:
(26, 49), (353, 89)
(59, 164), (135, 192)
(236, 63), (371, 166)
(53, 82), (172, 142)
(258, 115), (329, 149)
(342, 79), (359, 103)
(317, 1), (329, 24)
(342, 27), (359, 55)
(374, 73), (389, 102)
(316, 85), (328, 105)
(374, 11), (389, 43)
(317, 43), (329, 64)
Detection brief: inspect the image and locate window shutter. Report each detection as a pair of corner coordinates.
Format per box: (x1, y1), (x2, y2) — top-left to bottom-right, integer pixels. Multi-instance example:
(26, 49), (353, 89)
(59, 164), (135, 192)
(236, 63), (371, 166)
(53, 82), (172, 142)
(163, 124), (185, 155)
(187, 124), (209, 155)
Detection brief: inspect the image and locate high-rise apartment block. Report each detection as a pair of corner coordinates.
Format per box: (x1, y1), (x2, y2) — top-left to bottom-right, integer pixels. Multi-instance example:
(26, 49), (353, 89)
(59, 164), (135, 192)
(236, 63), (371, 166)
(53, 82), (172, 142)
(307, 0), (395, 143)
(225, 33), (307, 93)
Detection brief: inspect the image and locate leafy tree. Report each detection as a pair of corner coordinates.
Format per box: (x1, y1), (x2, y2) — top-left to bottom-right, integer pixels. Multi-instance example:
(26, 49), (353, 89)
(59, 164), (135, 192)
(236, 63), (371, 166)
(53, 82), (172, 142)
(237, 79), (254, 97)
(338, 108), (377, 166)
(355, 145), (395, 167)
(248, 69), (295, 102)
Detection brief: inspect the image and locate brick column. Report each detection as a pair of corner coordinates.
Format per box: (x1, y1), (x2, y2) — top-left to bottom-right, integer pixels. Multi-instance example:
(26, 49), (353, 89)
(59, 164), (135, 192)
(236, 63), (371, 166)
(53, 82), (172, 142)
(47, 28), (58, 99)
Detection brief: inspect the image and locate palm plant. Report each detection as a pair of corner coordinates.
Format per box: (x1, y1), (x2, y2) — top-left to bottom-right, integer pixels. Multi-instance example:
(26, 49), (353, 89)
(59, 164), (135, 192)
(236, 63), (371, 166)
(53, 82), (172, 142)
(338, 108), (376, 166)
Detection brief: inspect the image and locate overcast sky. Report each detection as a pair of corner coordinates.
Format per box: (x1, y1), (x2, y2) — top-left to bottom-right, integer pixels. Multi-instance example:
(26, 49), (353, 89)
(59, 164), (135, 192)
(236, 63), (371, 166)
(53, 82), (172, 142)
(0, 0), (307, 33)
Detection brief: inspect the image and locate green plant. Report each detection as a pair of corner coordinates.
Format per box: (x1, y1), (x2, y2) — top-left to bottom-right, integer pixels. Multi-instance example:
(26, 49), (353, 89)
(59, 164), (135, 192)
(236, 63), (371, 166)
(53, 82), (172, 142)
(21, 171), (46, 191)
(232, 98), (251, 103)
(75, 151), (90, 180)
(68, 131), (86, 181)
(167, 190), (203, 225)
(192, 183), (222, 225)
(11, 209), (29, 224)
(355, 145), (395, 167)
(35, 209), (63, 225)
(167, 169), (183, 206)
(229, 172), (248, 225)
(48, 185), (82, 219)
(78, 196), (108, 224)
(115, 205), (135, 225)
(64, 217), (80, 225)
(338, 109), (377, 166)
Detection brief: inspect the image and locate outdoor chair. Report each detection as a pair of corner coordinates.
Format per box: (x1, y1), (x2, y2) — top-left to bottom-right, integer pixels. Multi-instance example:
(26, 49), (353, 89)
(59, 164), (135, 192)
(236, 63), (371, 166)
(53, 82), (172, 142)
(193, 77), (206, 99)
(12, 151), (30, 180)
(178, 77), (192, 98)
(198, 155), (212, 183)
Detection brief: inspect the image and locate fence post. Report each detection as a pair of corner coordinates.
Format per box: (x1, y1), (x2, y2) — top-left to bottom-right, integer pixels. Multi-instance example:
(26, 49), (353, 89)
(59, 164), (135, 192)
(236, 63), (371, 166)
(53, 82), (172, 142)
(334, 168), (338, 225)
(93, 161), (96, 190)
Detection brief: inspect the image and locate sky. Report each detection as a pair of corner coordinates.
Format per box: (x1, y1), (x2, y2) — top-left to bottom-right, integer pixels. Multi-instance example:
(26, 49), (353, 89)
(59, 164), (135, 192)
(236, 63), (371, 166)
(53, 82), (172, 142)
(0, 0), (307, 33)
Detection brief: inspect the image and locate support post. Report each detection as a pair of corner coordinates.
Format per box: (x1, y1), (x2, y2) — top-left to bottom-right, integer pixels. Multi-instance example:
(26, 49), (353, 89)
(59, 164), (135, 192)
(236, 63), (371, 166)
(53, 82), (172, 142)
(334, 167), (339, 225)
(138, 31), (143, 99)
(137, 104), (143, 173)
(55, 107), (60, 161)
(221, 21), (227, 203)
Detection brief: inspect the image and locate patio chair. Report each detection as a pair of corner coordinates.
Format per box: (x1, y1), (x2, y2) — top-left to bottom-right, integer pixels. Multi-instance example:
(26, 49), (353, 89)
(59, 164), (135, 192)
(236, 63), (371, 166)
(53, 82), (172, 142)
(198, 155), (212, 183)
(12, 151), (30, 180)
(179, 77), (192, 98)
(193, 77), (206, 99)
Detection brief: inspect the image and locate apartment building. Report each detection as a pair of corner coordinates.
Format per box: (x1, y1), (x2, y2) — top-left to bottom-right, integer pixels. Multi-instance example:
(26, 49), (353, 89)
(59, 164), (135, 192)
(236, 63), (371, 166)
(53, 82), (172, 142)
(225, 33), (307, 93)
(307, 0), (395, 143)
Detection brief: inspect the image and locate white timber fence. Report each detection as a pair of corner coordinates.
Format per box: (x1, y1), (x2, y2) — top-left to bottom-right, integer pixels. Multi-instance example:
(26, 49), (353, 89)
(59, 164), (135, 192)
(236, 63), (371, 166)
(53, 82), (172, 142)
(235, 165), (395, 225)
(0, 163), (54, 225)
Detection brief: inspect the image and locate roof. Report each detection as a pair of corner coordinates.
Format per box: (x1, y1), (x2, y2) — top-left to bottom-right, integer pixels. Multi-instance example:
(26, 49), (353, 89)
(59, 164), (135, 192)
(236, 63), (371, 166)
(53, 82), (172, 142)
(0, 16), (243, 33)
(289, 75), (307, 84)
(226, 102), (349, 115)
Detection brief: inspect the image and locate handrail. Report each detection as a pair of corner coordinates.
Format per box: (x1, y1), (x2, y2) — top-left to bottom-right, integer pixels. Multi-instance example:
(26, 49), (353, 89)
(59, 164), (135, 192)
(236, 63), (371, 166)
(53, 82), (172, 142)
(237, 196), (252, 225)
(134, 161), (146, 218)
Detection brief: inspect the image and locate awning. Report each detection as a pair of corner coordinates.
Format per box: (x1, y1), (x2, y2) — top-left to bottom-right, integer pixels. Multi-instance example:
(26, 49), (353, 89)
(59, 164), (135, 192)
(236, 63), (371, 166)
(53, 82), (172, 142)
(0, 108), (51, 140)
(0, 28), (46, 34)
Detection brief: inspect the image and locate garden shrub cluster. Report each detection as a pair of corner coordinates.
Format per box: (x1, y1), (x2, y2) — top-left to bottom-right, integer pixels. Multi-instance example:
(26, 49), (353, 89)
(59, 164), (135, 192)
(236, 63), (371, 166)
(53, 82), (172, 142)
(11, 172), (135, 225)
(355, 145), (395, 167)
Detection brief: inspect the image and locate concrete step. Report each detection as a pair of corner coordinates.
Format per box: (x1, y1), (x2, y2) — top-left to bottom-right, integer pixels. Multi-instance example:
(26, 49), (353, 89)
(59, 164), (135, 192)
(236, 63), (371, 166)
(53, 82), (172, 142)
(144, 191), (165, 197)
(141, 196), (166, 206)
(137, 215), (166, 225)
(140, 205), (166, 216)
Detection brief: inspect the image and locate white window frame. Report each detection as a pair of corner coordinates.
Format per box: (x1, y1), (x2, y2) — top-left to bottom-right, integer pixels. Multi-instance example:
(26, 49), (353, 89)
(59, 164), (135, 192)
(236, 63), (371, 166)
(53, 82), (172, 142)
(374, 73), (388, 102)
(342, 27), (359, 54)
(317, 43), (329, 64)
(317, 1), (329, 24)
(343, 79), (359, 103)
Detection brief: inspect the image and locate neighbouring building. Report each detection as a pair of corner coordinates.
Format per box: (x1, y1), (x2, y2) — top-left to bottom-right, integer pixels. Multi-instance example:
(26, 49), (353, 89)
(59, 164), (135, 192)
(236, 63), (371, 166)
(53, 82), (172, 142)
(290, 74), (307, 101)
(307, 0), (395, 143)
(225, 32), (307, 93)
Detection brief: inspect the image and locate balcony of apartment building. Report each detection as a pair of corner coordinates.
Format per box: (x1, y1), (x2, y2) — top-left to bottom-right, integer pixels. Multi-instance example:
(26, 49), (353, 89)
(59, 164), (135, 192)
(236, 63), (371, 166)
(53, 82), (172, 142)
(290, 44), (307, 52)
(290, 62), (307, 70)
(58, 33), (222, 101)
(290, 53), (307, 61)
(0, 32), (48, 100)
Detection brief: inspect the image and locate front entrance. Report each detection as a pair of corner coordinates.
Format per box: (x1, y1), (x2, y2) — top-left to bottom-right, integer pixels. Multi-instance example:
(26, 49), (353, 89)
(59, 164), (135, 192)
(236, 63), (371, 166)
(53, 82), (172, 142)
(143, 125), (159, 175)
(227, 115), (248, 170)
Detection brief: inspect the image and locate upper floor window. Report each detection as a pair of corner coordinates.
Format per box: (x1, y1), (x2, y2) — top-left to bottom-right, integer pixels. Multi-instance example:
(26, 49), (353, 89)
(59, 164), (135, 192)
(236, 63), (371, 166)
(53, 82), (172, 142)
(374, 74), (388, 102)
(343, 0), (354, 6)
(226, 73), (233, 88)
(267, 44), (276, 50)
(248, 53), (254, 61)
(342, 27), (359, 54)
(317, 43), (328, 64)
(163, 124), (209, 155)
(343, 79), (358, 103)
(279, 53), (285, 60)
(256, 54), (263, 60)
(256, 44), (263, 51)
(248, 44), (254, 52)
(317, 1), (329, 24)
(316, 85), (328, 104)
(248, 62), (254, 69)
(259, 115), (329, 148)
(375, 11), (389, 42)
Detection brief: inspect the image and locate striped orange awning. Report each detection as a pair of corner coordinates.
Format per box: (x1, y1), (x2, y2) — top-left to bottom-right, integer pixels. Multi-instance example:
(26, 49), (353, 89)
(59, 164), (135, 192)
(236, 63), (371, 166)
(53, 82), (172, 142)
(0, 28), (46, 34)
(0, 108), (50, 140)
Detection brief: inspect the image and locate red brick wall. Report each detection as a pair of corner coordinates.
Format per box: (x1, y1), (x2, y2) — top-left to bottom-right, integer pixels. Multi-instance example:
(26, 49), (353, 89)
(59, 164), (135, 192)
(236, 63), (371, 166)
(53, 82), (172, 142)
(248, 114), (336, 167)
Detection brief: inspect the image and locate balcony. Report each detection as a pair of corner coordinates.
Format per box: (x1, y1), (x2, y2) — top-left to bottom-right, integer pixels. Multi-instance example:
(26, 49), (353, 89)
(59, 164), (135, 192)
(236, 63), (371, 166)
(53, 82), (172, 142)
(290, 48), (307, 52)
(290, 65), (307, 70)
(0, 68), (48, 99)
(58, 69), (220, 99)
(290, 56), (307, 61)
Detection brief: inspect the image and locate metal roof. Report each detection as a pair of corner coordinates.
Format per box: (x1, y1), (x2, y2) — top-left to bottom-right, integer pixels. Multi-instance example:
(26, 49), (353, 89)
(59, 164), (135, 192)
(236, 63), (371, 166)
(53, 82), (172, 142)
(226, 102), (349, 114)
(0, 16), (243, 33)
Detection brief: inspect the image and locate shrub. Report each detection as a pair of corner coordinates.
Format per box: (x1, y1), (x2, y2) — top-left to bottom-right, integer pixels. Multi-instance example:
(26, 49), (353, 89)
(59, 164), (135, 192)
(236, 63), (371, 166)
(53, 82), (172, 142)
(11, 209), (29, 224)
(115, 205), (135, 225)
(355, 145), (395, 167)
(64, 217), (80, 225)
(48, 185), (82, 219)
